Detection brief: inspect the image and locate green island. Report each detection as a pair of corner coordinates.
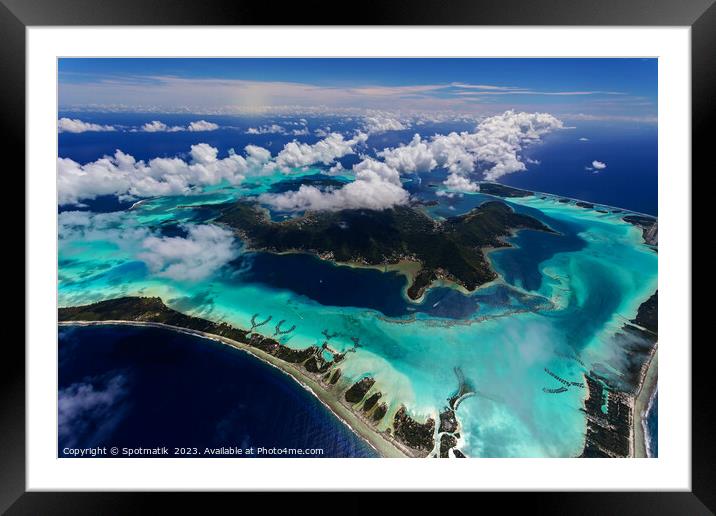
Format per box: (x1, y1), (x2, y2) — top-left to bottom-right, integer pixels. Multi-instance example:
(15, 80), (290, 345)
(214, 199), (554, 300)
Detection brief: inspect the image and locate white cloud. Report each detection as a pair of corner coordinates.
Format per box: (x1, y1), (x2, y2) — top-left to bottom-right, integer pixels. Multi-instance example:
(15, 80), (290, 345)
(254, 110), (562, 210)
(138, 224), (238, 281)
(58, 117), (116, 133)
(435, 190), (460, 198)
(187, 119), (219, 131)
(57, 111), (563, 211)
(451, 110), (563, 180)
(362, 115), (409, 134)
(579, 137), (590, 141)
(58, 374), (128, 448)
(58, 154), (133, 204)
(379, 134), (437, 173)
(59, 212), (236, 281)
(377, 111), (563, 186)
(274, 132), (368, 171)
(242, 144), (272, 164)
(444, 173), (480, 192)
(141, 120), (184, 132)
(57, 144), (270, 205)
(259, 157), (409, 212)
(246, 124), (286, 134)
(58, 211), (153, 261)
(585, 160), (607, 172)
(327, 162), (345, 175)
(140, 119), (219, 132)
(189, 142), (219, 164)
(57, 129), (369, 205)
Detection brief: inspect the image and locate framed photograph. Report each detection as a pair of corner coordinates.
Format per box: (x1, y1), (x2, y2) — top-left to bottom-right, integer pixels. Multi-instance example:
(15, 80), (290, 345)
(5, 0), (709, 511)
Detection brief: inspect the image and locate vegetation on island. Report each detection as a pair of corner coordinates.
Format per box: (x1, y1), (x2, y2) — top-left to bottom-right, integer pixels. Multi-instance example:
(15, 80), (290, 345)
(215, 200), (554, 300)
(59, 297), (318, 364)
(623, 215), (658, 246)
(477, 182), (534, 198)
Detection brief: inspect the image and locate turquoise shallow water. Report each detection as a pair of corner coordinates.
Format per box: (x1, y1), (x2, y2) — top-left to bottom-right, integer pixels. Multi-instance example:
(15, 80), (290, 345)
(58, 178), (657, 457)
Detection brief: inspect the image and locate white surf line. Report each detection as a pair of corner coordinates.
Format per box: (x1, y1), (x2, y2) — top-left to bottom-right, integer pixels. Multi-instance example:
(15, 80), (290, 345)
(477, 182), (658, 219)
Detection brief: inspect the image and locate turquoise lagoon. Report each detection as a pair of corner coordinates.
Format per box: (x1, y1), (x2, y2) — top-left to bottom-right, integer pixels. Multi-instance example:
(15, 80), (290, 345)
(58, 175), (657, 458)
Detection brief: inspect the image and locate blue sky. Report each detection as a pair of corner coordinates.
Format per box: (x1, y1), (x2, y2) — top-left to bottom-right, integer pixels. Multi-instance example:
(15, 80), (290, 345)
(59, 58), (657, 121)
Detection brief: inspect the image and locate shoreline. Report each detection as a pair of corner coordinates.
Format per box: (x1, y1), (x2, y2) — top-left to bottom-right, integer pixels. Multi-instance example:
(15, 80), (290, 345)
(476, 182), (658, 220)
(339, 259), (426, 302)
(257, 248), (487, 304)
(247, 247), (431, 301)
(633, 346), (658, 458)
(59, 319), (410, 458)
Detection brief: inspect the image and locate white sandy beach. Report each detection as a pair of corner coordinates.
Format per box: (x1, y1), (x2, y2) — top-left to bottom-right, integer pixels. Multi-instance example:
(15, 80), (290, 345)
(633, 346), (658, 458)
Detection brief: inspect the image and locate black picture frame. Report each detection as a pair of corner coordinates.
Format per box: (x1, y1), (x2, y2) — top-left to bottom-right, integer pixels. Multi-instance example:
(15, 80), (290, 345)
(3, 0), (708, 512)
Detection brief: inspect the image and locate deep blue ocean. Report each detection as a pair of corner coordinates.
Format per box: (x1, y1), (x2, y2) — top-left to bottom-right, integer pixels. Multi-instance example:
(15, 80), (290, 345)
(506, 121), (657, 216)
(58, 324), (377, 457)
